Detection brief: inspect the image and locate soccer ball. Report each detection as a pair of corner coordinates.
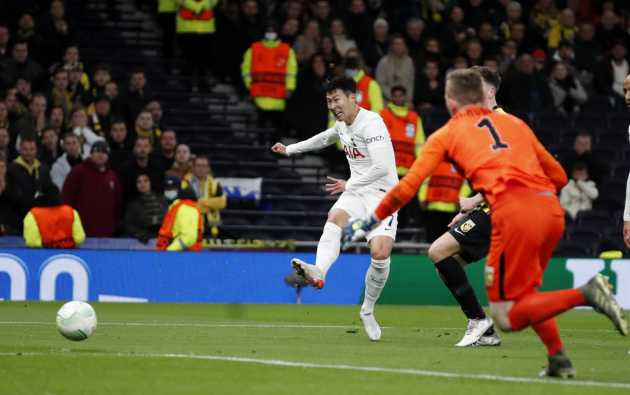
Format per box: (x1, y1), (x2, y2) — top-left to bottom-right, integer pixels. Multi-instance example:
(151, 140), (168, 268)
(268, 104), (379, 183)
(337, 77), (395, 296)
(56, 301), (97, 341)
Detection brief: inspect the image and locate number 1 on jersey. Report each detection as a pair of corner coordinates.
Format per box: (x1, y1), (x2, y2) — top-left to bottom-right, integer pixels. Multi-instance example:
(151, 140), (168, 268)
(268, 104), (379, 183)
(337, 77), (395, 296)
(477, 118), (509, 150)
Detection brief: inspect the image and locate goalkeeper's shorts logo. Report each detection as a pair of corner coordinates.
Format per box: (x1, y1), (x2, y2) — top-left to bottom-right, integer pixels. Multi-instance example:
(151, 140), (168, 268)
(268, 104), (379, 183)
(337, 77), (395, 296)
(459, 219), (476, 233)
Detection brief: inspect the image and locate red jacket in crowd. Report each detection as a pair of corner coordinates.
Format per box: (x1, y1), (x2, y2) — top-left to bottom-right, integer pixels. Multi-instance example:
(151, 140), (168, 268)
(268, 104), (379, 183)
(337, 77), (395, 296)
(61, 159), (123, 237)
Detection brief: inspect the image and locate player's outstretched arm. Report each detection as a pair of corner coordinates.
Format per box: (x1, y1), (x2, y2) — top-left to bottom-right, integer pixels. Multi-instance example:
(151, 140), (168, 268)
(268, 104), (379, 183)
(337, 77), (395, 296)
(272, 128), (339, 156)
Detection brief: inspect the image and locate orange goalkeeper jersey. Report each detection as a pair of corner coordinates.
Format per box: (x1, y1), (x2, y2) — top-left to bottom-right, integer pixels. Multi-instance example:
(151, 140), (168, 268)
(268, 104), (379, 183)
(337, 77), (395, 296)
(374, 106), (567, 220)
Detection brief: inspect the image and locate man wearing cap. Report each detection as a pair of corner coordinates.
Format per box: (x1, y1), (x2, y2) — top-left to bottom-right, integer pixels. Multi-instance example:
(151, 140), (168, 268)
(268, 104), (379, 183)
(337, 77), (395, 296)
(23, 183), (85, 248)
(62, 140), (122, 237)
(156, 176), (203, 251)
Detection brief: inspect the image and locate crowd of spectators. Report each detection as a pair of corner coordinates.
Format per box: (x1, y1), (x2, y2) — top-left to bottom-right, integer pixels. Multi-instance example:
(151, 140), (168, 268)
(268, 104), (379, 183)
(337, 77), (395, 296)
(200, 0), (630, 118)
(0, 0), (225, 243)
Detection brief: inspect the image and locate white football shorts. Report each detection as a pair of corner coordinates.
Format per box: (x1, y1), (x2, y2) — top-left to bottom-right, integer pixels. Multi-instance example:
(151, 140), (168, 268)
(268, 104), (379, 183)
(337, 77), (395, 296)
(330, 189), (398, 242)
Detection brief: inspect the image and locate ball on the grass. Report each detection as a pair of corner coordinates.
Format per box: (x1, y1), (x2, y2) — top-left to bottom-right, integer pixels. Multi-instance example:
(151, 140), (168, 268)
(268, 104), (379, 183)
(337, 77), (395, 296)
(56, 301), (97, 341)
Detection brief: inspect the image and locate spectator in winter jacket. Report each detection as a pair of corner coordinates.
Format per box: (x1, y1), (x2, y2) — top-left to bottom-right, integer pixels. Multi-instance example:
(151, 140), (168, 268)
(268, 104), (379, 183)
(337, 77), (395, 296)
(123, 173), (168, 243)
(5, 136), (52, 223)
(106, 119), (132, 173)
(62, 140), (122, 236)
(69, 106), (104, 156)
(560, 162), (599, 220)
(38, 127), (61, 166)
(51, 132), (83, 190)
(120, 136), (165, 200)
(151, 129), (177, 174)
(548, 61), (587, 115)
(375, 34), (414, 103)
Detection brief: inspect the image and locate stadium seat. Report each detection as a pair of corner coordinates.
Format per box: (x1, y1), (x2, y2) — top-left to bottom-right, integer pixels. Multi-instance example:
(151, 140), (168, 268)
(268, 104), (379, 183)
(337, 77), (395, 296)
(553, 240), (593, 257)
(221, 216), (252, 226)
(573, 113), (607, 130)
(592, 197), (624, 214)
(576, 209), (613, 230)
(536, 112), (570, 130)
(608, 113), (630, 131)
(272, 200), (309, 212)
(596, 131), (627, 147)
(567, 229), (602, 245)
(256, 215), (293, 227)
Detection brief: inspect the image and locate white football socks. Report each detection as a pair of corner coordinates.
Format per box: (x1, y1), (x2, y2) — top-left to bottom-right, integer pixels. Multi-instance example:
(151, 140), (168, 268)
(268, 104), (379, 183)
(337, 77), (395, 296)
(361, 257), (390, 315)
(314, 222), (342, 278)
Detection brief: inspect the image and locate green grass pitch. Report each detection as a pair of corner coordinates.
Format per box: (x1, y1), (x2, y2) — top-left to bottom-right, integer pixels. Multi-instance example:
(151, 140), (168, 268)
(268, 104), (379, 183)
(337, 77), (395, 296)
(0, 302), (628, 394)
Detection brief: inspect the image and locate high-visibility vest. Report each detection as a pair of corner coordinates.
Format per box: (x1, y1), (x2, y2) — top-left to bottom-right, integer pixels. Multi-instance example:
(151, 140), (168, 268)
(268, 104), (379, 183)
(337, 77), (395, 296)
(176, 0), (215, 34)
(426, 162), (464, 203)
(250, 42), (290, 99)
(159, 0), (178, 13)
(356, 74), (373, 110)
(380, 107), (419, 170)
(30, 205), (76, 249)
(156, 199), (203, 251)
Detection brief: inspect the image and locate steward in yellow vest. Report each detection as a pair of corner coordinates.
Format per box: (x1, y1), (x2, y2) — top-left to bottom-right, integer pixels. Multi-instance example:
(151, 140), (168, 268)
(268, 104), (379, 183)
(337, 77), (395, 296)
(379, 85), (425, 176)
(156, 176), (203, 251)
(23, 184), (85, 248)
(176, 0), (218, 91)
(176, 0), (217, 34)
(241, 30), (297, 112)
(186, 156), (226, 238)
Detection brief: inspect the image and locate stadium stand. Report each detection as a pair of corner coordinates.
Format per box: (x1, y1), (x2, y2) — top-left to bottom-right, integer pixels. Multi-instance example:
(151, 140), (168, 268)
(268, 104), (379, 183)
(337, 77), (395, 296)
(0, 0), (629, 256)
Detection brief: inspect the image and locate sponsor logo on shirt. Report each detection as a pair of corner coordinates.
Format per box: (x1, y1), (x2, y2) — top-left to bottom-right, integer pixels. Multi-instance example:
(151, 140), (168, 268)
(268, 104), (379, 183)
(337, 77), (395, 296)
(365, 135), (385, 144)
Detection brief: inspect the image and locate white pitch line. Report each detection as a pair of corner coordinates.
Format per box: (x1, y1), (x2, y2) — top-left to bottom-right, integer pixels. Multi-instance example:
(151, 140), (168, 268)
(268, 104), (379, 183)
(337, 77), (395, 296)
(0, 321), (366, 329)
(0, 351), (628, 390)
(0, 321), (619, 333)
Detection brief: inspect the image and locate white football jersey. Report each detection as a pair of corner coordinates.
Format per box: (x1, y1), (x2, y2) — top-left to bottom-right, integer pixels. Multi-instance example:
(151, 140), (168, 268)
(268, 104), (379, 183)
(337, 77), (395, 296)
(332, 108), (398, 193)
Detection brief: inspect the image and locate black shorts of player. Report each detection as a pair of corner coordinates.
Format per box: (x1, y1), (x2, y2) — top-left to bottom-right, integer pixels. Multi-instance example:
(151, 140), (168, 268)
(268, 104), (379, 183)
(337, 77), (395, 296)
(447, 207), (491, 264)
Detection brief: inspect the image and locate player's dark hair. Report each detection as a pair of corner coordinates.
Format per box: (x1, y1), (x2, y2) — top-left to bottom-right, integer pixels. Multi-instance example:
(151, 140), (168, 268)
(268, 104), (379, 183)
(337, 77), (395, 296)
(471, 65), (501, 91)
(325, 77), (356, 95)
(391, 85), (407, 96)
(446, 69), (484, 105)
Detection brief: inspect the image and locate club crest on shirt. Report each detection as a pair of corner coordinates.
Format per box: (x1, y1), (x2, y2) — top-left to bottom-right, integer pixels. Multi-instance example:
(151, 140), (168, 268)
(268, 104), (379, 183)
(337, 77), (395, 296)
(343, 144), (365, 159)
(459, 219), (476, 233)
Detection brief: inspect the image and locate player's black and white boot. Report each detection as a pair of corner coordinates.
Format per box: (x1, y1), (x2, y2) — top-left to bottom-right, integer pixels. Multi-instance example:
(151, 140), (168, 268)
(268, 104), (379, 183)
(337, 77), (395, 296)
(455, 317), (494, 347)
(539, 350), (576, 379)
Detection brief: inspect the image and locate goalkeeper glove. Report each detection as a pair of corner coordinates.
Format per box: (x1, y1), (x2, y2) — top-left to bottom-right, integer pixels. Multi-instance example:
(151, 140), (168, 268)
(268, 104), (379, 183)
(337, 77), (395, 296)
(342, 214), (380, 249)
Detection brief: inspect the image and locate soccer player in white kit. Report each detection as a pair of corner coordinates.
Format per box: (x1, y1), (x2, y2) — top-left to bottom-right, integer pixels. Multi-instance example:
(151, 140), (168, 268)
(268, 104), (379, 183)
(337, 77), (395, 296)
(271, 77), (398, 341)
